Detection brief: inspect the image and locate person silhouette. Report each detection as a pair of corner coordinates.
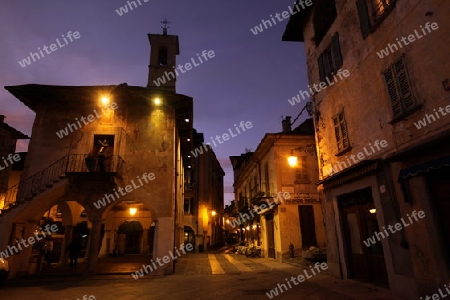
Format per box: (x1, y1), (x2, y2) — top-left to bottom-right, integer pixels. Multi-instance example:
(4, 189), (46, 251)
(67, 236), (82, 270)
(97, 139), (109, 171)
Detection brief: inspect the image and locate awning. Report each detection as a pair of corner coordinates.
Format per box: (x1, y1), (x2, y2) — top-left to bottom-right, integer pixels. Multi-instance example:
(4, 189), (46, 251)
(398, 155), (450, 180)
(398, 155), (450, 203)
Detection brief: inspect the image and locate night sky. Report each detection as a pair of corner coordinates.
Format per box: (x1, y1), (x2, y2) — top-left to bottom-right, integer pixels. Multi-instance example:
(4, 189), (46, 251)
(0, 0), (309, 205)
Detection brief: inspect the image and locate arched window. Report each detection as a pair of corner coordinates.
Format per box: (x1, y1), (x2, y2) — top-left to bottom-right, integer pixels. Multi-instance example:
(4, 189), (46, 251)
(158, 47), (168, 66)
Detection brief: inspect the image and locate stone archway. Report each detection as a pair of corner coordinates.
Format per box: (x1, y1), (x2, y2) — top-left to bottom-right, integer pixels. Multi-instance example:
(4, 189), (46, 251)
(184, 226), (196, 249)
(118, 220), (143, 254)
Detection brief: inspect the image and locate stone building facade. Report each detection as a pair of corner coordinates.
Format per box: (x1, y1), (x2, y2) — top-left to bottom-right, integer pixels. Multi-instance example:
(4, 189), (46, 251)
(230, 119), (326, 261)
(0, 30), (195, 277)
(283, 0), (450, 297)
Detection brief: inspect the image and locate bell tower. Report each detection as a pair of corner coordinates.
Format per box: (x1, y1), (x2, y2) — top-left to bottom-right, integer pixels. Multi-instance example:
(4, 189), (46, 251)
(147, 19), (180, 92)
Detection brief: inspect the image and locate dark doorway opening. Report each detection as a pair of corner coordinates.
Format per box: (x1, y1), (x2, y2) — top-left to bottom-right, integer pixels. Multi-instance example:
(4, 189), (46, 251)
(118, 221), (143, 254)
(339, 187), (388, 287)
(266, 213), (276, 259)
(298, 205), (317, 247)
(426, 166), (450, 269)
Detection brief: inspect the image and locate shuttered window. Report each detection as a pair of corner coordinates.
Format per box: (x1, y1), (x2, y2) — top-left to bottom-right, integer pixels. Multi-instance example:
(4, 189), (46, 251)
(313, 0), (337, 45)
(318, 32), (343, 82)
(295, 156), (310, 183)
(383, 56), (415, 118)
(356, 0), (371, 37)
(333, 111), (350, 153)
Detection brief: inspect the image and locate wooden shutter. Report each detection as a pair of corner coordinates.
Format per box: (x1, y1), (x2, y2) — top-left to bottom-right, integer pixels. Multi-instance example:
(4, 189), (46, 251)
(333, 115), (342, 151)
(331, 32), (343, 70)
(393, 57), (414, 111)
(383, 67), (402, 117)
(383, 68), (402, 118)
(356, 0), (372, 37)
(339, 112), (349, 150)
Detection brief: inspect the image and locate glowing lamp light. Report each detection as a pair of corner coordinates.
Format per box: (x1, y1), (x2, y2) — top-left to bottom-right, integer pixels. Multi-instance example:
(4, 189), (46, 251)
(154, 98), (161, 105)
(369, 208), (377, 214)
(129, 207), (137, 216)
(101, 97), (110, 105)
(246, 226), (250, 230)
(211, 210), (217, 216)
(288, 155), (298, 168)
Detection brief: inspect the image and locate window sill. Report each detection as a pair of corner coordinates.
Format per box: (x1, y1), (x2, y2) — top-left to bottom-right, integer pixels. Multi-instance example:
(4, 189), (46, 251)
(294, 180), (311, 184)
(388, 104), (423, 125)
(335, 146), (353, 157)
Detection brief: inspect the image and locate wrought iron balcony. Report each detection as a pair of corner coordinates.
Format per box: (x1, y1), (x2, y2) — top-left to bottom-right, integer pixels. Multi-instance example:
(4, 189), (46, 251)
(66, 154), (124, 174)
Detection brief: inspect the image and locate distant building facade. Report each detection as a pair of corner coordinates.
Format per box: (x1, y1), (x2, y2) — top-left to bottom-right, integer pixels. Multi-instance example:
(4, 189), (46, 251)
(230, 119), (326, 261)
(283, 0), (450, 297)
(183, 130), (225, 251)
(0, 116), (28, 209)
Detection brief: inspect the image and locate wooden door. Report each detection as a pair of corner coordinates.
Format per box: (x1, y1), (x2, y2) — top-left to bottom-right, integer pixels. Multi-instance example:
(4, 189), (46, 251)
(340, 188), (388, 286)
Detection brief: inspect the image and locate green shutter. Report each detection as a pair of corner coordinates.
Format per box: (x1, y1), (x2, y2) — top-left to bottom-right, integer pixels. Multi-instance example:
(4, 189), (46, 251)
(356, 0), (371, 37)
(333, 115), (342, 151)
(393, 57), (414, 111)
(331, 32), (343, 70)
(383, 67), (402, 117)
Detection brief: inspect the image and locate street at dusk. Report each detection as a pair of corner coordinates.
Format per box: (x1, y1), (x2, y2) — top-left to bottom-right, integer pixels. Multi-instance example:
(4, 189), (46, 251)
(0, 0), (449, 299)
(0, 250), (404, 300)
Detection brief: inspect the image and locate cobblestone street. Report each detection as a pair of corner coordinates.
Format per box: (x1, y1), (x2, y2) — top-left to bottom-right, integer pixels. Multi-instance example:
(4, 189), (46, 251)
(0, 252), (407, 300)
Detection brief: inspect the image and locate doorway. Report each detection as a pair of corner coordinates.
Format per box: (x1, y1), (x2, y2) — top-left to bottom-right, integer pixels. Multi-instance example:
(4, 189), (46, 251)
(426, 166), (450, 268)
(184, 226), (195, 250)
(298, 205), (317, 247)
(339, 187), (388, 286)
(266, 213), (276, 259)
(118, 221), (143, 254)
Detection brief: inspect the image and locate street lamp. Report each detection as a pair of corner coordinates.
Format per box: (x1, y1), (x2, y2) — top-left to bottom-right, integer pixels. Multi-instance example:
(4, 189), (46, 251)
(288, 150), (298, 168)
(129, 207), (137, 216)
(286, 101), (313, 168)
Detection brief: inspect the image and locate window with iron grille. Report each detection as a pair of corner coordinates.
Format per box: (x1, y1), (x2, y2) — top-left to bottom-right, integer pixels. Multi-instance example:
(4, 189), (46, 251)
(383, 55), (415, 119)
(333, 111), (350, 153)
(318, 32), (343, 82)
(357, 0), (396, 37)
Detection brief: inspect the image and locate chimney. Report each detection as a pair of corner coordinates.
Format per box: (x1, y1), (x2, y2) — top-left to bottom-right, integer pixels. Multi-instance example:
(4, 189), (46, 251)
(0, 115), (4, 123)
(282, 116), (292, 133)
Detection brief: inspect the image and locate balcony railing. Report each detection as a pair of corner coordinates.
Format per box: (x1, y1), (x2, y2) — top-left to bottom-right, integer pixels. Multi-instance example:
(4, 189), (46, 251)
(66, 154), (124, 174)
(0, 154), (124, 214)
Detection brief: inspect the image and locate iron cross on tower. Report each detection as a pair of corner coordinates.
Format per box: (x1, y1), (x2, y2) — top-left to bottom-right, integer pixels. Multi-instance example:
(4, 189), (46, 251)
(161, 19), (170, 35)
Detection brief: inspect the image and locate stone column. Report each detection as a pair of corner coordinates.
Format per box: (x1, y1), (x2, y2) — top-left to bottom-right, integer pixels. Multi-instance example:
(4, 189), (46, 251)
(143, 229), (148, 255)
(153, 217), (174, 275)
(60, 225), (73, 268)
(18, 221), (39, 275)
(99, 229), (110, 256)
(86, 215), (103, 274)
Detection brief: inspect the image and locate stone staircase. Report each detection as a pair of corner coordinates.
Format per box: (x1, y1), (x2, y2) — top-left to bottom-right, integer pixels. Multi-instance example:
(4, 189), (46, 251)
(0, 154), (125, 216)
(0, 155), (69, 216)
